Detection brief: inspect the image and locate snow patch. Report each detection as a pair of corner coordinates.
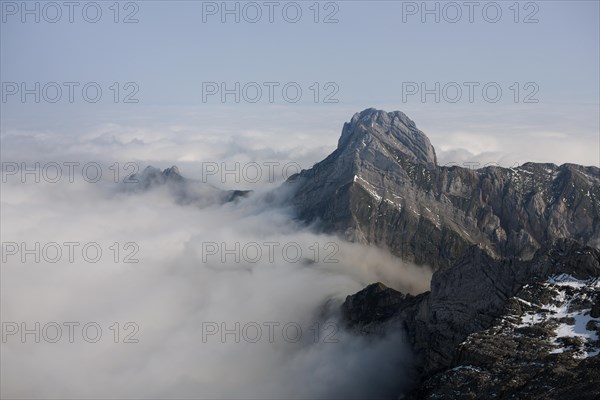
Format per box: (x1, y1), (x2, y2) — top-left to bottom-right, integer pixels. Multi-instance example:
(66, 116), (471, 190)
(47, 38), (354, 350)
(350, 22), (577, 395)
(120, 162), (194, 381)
(353, 175), (382, 202)
(517, 275), (600, 359)
(451, 365), (482, 373)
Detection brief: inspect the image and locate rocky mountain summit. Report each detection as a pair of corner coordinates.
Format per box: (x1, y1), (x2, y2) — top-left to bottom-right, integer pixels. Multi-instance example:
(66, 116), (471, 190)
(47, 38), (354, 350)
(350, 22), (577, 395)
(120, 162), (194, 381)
(131, 165), (185, 189)
(286, 108), (600, 270)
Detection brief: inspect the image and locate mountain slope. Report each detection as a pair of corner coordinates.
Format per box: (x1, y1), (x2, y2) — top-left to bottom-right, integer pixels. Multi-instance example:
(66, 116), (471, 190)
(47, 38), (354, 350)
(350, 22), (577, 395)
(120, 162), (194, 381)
(286, 109), (600, 269)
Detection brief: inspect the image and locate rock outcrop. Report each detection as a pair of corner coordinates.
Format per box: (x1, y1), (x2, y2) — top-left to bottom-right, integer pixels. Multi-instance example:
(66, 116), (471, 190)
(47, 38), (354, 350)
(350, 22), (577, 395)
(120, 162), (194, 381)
(342, 240), (600, 399)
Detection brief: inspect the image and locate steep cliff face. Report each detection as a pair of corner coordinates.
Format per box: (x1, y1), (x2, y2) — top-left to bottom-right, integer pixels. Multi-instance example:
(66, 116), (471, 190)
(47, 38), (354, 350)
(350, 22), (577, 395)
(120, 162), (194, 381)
(342, 240), (600, 399)
(286, 109), (600, 270)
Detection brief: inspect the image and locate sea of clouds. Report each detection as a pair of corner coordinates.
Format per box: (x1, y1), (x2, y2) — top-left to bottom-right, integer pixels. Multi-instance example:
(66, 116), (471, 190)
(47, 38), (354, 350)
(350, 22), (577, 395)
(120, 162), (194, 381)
(1, 140), (430, 398)
(3, 102), (596, 398)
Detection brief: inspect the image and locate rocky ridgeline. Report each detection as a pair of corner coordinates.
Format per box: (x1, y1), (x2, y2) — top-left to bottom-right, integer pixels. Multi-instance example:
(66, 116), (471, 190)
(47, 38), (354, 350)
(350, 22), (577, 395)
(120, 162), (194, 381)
(286, 108), (600, 270)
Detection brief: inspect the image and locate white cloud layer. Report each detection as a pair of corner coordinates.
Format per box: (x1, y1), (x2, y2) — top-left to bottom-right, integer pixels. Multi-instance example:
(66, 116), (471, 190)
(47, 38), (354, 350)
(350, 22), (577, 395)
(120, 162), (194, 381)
(1, 172), (428, 399)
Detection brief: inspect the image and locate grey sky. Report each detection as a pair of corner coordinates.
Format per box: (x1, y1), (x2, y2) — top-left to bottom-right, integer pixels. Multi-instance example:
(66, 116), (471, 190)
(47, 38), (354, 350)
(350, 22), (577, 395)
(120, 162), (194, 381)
(1, 0), (599, 169)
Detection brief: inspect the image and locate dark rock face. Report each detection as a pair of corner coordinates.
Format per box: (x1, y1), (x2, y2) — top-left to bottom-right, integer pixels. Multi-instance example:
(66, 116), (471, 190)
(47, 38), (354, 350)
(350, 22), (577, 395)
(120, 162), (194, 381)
(341, 240), (600, 399)
(417, 356), (600, 400)
(286, 109), (600, 270)
(131, 165), (185, 189)
(341, 282), (410, 329)
(416, 270), (600, 399)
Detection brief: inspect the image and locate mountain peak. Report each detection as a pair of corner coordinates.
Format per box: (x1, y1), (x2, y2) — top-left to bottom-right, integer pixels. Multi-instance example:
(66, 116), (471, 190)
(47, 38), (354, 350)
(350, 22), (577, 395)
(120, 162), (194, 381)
(287, 108), (599, 270)
(338, 108), (437, 166)
(134, 165), (184, 189)
(163, 165), (182, 179)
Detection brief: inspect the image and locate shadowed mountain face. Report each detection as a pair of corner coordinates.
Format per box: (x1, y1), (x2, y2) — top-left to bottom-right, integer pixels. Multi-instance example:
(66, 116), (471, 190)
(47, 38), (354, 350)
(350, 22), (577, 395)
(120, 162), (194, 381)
(342, 239), (600, 399)
(286, 108), (600, 270)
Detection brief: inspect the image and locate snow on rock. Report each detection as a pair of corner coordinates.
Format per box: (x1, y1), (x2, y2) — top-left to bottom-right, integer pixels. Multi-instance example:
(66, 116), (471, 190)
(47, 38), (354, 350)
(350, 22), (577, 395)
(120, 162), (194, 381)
(516, 274), (600, 359)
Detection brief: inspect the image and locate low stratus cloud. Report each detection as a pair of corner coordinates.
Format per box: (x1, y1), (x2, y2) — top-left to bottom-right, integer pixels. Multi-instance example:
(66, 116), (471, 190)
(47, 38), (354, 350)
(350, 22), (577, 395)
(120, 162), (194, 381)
(1, 166), (428, 399)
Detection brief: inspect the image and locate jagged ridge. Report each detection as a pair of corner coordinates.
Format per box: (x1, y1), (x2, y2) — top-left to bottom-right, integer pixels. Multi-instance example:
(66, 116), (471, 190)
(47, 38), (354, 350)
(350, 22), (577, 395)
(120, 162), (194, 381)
(286, 109), (600, 269)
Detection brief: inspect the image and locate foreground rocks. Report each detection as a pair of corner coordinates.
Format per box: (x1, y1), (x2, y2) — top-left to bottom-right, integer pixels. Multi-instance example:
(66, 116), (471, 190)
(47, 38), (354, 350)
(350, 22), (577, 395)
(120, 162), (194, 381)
(416, 273), (600, 399)
(341, 240), (600, 398)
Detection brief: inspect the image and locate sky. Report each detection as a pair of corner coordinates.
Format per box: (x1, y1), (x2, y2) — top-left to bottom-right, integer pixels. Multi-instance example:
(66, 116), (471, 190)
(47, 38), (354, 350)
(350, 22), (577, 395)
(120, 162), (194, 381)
(1, 0), (599, 174)
(0, 1), (599, 398)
